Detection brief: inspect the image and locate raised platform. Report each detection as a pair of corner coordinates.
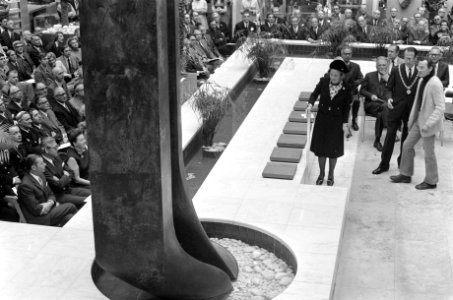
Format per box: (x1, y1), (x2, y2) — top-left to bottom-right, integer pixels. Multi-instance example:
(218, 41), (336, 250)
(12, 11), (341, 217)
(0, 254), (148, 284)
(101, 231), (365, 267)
(1, 54), (452, 299)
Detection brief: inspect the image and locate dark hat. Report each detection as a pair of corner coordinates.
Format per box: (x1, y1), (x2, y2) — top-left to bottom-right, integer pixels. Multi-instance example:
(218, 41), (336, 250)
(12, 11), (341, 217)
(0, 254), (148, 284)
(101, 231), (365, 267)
(329, 58), (349, 73)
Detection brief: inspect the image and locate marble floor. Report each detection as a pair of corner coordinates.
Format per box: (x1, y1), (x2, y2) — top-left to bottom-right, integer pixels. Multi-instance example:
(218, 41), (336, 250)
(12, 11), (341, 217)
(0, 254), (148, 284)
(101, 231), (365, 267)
(333, 118), (453, 300)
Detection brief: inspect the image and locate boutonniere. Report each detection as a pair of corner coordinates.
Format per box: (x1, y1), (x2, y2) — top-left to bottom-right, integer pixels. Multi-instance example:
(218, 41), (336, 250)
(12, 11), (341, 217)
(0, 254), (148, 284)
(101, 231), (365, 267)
(250, 27), (254, 31)
(342, 87), (345, 90)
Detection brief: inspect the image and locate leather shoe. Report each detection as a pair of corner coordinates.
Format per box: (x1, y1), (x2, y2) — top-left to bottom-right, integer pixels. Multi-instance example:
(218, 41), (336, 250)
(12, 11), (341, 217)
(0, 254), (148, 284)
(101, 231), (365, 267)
(372, 166), (389, 174)
(415, 182), (437, 190)
(373, 140), (383, 151)
(390, 174), (411, 183)
(352, 119), (359, 131)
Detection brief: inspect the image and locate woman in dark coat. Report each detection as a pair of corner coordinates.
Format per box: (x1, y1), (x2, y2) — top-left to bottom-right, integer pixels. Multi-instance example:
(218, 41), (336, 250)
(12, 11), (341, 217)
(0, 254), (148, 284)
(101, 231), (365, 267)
(307, 58), (352, 186)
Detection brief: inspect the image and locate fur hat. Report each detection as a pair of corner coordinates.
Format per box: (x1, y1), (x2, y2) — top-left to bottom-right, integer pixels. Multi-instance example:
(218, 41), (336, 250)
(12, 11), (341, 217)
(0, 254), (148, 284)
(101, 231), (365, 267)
(329, 58), (349, 73)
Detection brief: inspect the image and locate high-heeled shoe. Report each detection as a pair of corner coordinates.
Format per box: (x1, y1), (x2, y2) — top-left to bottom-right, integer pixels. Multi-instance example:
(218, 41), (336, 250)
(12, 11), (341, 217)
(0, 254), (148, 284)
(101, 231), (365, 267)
(327, 177), (334, 186)
(316, 175), (324, 185)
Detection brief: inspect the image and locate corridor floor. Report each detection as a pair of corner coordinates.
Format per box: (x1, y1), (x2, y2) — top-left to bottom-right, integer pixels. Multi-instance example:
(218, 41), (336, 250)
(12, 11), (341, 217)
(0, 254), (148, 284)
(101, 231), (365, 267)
(333, 120), (453, 300)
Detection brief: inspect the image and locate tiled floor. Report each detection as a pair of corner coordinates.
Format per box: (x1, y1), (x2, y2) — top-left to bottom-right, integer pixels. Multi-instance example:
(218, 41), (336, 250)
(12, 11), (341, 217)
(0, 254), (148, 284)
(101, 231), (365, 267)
(333, 118), (453, 300)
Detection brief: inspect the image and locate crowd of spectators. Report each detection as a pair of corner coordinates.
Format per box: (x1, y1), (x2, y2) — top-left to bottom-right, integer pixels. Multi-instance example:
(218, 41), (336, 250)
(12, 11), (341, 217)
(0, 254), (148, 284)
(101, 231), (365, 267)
(180, 1), (453, 82)
(0, 16), (89, 226)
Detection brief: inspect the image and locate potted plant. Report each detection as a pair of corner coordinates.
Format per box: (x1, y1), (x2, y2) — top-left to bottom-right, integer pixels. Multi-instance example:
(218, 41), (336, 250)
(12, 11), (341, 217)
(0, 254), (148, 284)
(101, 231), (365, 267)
(320, 22), (356, 58)
(191, 81), (230, 156)
(239, 33), (287, 80)
(369, 26), (393, 56)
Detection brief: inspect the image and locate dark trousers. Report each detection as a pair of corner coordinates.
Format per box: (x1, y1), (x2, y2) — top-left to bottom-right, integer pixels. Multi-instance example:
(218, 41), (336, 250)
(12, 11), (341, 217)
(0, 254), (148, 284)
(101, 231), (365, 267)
(365, 101), (388, 140)
(380, 118), (409, 168)
(352, 96), (360, 119)
(58, 187), (90, 209)
(27, 203), (77, 226)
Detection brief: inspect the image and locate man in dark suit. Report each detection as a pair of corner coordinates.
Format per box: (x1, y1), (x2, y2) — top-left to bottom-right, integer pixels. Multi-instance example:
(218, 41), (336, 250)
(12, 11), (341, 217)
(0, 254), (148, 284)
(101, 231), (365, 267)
(57, 46), (80, 78)
(0, 97), (13, 125)
(16, 111), (42, 155)
(368, 10), (387, 28)
(233, 10), (257, 41)
(8, 125), (27, 178)
(26, 35), (46, 67)
(341, 46), (363, 131)
(7, 85), (26, 118)
(373, 47), (419, 174)
(428, 46), (450, 88)
(0, 20), (20, 51)
(41, 137), (89, 209)
(212, 12), (230, 41)
(307, 17), (324, 42)
(360, 57), (390, 151)
(286, 16), (307, 40)
(18, 154), (77, 226)
(52, 87), (81, 131)
(356, 16), (371, 42)
(261, 13), (280, 38)
(182, 13), (195, 37)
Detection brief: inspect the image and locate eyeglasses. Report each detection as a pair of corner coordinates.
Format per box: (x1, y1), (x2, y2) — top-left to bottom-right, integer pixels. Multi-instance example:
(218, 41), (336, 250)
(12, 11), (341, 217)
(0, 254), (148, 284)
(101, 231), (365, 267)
(38, 100), (48, 105)
(55, 94), (66, 97)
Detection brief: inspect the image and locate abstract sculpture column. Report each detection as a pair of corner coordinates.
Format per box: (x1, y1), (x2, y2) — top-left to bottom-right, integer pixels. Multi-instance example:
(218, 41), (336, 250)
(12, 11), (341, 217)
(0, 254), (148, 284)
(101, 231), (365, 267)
(79, 1), (237, 299)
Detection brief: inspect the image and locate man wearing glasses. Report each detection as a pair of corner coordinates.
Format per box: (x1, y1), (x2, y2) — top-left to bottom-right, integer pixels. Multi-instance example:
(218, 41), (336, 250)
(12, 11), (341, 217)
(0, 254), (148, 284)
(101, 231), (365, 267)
(428, 47), (449, 88)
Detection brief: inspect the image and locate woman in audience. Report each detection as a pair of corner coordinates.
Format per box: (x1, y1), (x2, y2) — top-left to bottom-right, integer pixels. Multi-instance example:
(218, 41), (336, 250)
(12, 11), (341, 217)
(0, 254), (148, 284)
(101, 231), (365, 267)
(306, 58), (352, 186)
(47, 32), (66, 57)
(66, 128), (90, 187)
(67, 37), (82, 64)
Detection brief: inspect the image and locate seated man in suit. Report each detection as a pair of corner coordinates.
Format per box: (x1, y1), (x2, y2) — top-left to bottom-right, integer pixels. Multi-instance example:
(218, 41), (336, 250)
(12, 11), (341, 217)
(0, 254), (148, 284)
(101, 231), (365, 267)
(26, 35), (46, 67)
(0, 97), (14, 125)
(35, 95), (66, 144)
(16, 111), (42, 155)
(41, 137), (89, 209)
(360, 57), (390, 151)
(18, 154), (77, 226)
(356, 16), (371, 43)
(7, 85), (26, 118)
(57, 45), (80, 80)
(33, 53), (55, 87)
(428, 46), (450, 88)
(307, 17), (324, 43)
(285, 16), (307, 40)
(233, 10), (257, 41)
(261, 13), (282, 38)
(0, 20), (20, 51)
(8, 125), (27, 178)
(52, 87), (81, 132)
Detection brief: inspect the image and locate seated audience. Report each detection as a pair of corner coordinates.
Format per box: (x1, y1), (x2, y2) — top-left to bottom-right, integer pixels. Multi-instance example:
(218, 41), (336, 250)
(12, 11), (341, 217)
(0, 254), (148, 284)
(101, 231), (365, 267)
(66, 129), (90, 187)
(433, 20), (451, 45)
(69, 83), (85, 118)
(57, 45), (80, 80)
(13, 41), (34, 79)
(27, 35), (46, 67)
(47, 32), (66, 58)
(67, 37), (82, 64)
(34, 53), (55, 87)
(0, 20), (20, 51)
(356, 16), (371, 42)
(285, 16), (307, 40)
(182, 13), (195, 37)
(208, 20), (228, 56)
(212, 12), (230, 41)
(18, 154), (77, 226)
(7, 50), (31, 81)
(8, 125), (27, 178)
(387, 7), (398, 28)
(7, 85), (26, 117)
(330, 5), (344, 24)
(307, 17), (324, 43)
(52, 87), (81, 132)
(0, 97), (13, 125)
(233, 10), (257, 41)
(199, 25), (223, 60)
(261, 13), (282, 38)
(16, 111), (42, 155)
(35, 94), (66, 144)
(360, 56), (390, 152)
(430, 15), (442, 44)
(48, 66), (71, 101)
(41, 136), (89, 209)
(29, 107), (58, 139)
(183, 36), (210, 80)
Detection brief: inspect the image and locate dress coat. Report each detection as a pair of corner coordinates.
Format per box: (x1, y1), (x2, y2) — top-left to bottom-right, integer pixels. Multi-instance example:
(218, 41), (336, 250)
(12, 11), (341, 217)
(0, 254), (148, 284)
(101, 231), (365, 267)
(408, 76), (445, 137)
(386, 64), (419, 123)
(309, 77), (352, 158)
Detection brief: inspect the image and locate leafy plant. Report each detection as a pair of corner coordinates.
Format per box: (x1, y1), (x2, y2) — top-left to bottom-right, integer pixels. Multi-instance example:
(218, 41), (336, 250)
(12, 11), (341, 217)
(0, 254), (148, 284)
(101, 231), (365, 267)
(239, 33), (287, 78)
(369, 26), (393, 56)
(320, 22), (356, 57)
(191, 81), (230, 147)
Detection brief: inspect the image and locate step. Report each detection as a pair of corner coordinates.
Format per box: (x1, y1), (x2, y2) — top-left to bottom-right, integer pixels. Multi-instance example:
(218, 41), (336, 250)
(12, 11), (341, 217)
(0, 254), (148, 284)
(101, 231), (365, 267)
(262, 162), (297, 180)
(270, 147), (303, 163)
(283, 122), (308, 135)
(288, 111), (315, 123)
(277, 134), (307, 148)
(294, 101), (318, 112)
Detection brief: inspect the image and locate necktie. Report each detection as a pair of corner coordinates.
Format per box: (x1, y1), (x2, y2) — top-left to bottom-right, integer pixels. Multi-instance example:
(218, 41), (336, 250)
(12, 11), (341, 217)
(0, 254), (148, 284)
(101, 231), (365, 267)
(408, 67), (412, 78)
(37, 176), (43, 187)
(67, 57), (73, 73)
